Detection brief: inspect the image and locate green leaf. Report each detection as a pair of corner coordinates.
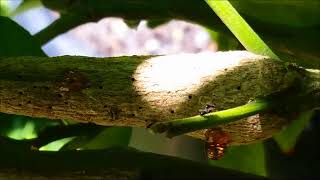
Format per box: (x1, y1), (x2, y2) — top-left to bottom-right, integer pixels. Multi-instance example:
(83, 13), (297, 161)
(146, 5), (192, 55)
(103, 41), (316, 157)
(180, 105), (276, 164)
(0, 17), (47, 140)
(229, 0), (320, 28)
(0, 137), (266, 180)
(0, 113), (61, 140)
(60, 136), (91, 150)
(205, 0), (279, 60)
(209, 142), (266, 176)
(124, 19), (140, 29)
(265, 113), (320, 178)
(9, 0), (42, 17)
(0, 16), (45, 57)
(0, 0), (9, 16)
(39, 137), (75, 151)
(206, 28), (240, 51)
(81, 127), (132, 149)
(147, 19), (170, 28)
(62, 127), (132, 150)
(273, 110), (314, 153)
(32, 123), (104, 149)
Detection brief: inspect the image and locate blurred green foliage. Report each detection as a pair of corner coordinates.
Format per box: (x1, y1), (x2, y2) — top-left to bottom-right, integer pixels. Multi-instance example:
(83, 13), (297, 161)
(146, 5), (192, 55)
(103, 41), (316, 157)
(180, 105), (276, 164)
(0, 0), (9, 16)
(265, 113), (320, 179)
(0, 113), (60, 140)
(206, 0), (279, 59)
(61, 127), (132, 151)
(230, 0), (320, 28)
(0, 16), (45, 57)
(209, 142), (266, 176)
(8, 0), (42, 17)
(274, 111), (315, 153)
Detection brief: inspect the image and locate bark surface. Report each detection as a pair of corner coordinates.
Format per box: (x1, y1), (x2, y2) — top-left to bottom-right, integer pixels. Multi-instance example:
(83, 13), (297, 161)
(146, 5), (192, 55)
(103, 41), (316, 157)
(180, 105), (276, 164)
(0, 51), (302, 145)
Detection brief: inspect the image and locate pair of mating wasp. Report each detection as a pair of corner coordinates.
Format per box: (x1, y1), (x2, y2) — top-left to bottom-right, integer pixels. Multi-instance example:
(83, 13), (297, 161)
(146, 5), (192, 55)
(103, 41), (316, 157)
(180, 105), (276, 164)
(200, 104), (230, 160)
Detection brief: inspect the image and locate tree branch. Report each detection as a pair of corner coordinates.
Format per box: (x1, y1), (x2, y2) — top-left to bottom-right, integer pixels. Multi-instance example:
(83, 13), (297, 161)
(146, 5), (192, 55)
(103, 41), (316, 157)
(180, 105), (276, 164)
(0, 51), (307, 145)
(150, 82), (320, 139)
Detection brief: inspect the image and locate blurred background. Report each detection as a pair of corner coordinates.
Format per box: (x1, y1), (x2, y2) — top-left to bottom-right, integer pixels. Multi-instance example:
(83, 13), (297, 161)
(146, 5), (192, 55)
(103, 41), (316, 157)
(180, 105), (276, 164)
(6, 0), (216, 57)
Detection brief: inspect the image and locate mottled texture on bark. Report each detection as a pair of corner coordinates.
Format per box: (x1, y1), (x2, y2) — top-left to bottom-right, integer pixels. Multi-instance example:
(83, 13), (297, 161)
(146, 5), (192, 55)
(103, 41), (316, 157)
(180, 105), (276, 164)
(0, 51), (302, 145)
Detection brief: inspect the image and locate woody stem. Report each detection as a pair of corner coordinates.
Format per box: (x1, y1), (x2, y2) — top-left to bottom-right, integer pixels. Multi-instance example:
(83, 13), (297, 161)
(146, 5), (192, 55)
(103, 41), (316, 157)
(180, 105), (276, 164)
(148, 98), (271, 138)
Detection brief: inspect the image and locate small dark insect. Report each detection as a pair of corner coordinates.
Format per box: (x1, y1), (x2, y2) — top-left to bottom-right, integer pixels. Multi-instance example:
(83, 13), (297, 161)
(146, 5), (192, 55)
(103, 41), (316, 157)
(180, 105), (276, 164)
(205, 128), (230, 160)
(199, 104), (216, 116)
(59, 70), (91, 92)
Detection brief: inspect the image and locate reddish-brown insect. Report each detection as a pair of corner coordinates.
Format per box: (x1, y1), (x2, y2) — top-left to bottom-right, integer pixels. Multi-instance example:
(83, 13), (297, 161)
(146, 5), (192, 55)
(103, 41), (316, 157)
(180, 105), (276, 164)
(205, 128), (230, 160)
(59, 70), (91, 92)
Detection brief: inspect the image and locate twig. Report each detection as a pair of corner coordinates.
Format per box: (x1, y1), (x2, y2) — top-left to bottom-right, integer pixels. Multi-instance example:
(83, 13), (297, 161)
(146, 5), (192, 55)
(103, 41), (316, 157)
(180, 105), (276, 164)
(149, 98), (270, 138)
